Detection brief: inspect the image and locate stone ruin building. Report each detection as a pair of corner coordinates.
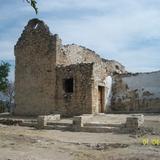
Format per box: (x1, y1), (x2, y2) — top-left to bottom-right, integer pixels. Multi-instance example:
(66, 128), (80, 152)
(14, 19), (160, 116)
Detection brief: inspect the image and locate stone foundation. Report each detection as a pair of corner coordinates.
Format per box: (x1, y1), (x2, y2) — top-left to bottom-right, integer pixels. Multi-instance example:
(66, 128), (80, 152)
(37, 114), (60, 129)
(125, 114), (144, 130)
(73, 114), (93, 131)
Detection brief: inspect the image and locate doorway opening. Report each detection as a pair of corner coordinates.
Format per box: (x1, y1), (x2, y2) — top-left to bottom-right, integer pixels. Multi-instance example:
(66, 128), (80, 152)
(98, 86), (105, 113)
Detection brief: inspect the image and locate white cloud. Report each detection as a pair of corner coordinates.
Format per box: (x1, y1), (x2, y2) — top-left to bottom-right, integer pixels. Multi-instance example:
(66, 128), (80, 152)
(46, 8), (159, 49)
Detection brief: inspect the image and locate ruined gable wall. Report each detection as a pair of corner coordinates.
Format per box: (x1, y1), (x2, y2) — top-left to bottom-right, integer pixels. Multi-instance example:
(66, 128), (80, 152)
(14, 19), (59, 115)
(57, 44), (101, 65)
(55, 63), (93, 116)
(111, 71), (160, 112)
(56, 44), (126, 75)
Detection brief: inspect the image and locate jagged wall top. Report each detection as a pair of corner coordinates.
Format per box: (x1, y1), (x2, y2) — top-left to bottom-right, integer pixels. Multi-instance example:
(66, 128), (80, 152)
(15, 19), (56, 48)
(23, 18), (51, 34)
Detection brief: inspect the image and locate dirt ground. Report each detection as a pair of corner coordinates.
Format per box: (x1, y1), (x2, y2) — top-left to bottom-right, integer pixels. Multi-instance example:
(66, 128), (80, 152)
(0, 114), (160, 160)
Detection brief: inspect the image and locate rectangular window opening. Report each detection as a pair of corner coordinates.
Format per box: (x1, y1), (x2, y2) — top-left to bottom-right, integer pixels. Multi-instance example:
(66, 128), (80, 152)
(64, 78), (73, 93)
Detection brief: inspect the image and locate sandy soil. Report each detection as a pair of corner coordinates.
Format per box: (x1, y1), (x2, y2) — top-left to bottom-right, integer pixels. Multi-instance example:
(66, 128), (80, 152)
(0, 122), (160, 160)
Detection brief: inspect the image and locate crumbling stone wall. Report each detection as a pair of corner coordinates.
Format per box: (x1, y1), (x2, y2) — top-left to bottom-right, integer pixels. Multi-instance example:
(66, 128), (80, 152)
(14, 18), (126, 116)
(57, 44), (126, 75)
(91, 63), (108, 113)
(57, 44), (101, 65)
(14, 19), (60, 115)
(55, 63), (94, 116)
(57, 44), (126, 113)
(111, 71), (160, 112)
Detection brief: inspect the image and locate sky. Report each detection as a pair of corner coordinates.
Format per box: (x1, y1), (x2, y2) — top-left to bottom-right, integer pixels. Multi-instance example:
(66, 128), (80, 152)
(0, 0), (160, 73)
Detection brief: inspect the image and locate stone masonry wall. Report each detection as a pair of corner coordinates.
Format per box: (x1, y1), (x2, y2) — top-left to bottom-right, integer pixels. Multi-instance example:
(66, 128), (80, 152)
(14, 19), (60, 115)
(57, 44), (102, 65)
(57, 44), (126, 75)
(111, 71), (160, 112)
(55, 63), (94, 117)
(14, 18), (127, 116)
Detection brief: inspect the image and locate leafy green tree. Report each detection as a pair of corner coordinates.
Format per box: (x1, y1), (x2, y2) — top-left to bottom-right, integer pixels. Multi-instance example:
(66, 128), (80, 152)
(0, 61), (10, 92)
(26, 0), (38, 14)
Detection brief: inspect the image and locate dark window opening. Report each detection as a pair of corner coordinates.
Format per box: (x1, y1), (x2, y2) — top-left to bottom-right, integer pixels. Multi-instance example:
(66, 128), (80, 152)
(115, 65), (119, 70)
(64, 78), (73, 93)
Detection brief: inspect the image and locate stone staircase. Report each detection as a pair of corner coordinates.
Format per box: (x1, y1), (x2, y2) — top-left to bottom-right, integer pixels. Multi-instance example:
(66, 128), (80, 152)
(47, 121), (73, 130)
(81, 122), (122, 133)
(45, 121), (121, 133)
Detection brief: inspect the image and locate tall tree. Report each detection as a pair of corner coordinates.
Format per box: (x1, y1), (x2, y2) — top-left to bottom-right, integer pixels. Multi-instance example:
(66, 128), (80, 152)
(0, 61), (10, 92)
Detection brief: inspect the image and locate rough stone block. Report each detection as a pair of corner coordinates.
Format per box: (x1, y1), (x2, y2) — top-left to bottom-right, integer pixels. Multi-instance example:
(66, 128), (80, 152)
(47, 114), (61, 122)
(37, 114), (61, 129)
(72, 116), (81, 131)
(73, 114), (93, 131)
(125, 114), (144, 129)
(131, 114), (144, 125)
(37, 116), (47, 129)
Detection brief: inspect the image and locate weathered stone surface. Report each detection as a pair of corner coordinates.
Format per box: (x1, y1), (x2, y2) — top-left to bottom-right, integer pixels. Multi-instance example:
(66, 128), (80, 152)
(37, 116), (48, 129)
(37, 114), (60, 129)
(14, 18), (126, 116)
(126, 117), (139, 129)
(111, 71), (160, 112)
(125, 114), (144, 129)
(57, 44), (126, 75)
(55, 63), (94, 116)
(131, 114), (144, 125)
(0, 118), (23, 125)
(73, 114), (93, 131)
(14, 19), (59, 116)
(14, 18), (160, 116)
(46, 114), (60, 122)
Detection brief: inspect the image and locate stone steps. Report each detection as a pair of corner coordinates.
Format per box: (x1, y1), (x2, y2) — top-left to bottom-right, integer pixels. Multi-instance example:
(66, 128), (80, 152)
(84, 122), (121, 128)
(44, 124), (72, 130)
(44, 121), (73, 130)
(80, 121), (122, 133)
(81, 126), (119, 133)
(42, 122), (121, 133)
(47, 122), (72, 127)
